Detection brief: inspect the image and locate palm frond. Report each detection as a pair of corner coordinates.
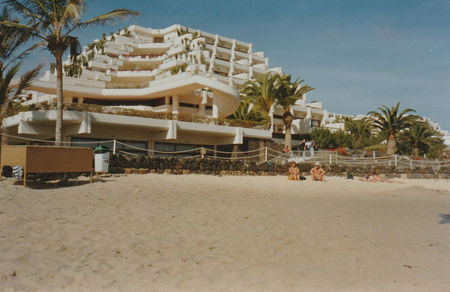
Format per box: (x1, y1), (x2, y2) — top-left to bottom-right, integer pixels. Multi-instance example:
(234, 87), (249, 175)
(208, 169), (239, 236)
(13, 64), (43, 99)
(68, 9), (139, 35)
(0, 63), (20, 105)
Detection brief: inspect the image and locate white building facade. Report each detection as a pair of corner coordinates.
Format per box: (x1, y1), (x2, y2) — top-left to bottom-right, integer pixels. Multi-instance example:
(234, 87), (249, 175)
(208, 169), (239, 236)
(5, 24), (331, 151)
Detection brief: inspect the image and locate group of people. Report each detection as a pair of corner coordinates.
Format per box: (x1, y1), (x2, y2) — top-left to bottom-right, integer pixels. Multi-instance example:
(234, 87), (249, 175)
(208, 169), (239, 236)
(288, 161), (394, 183)
(288, 162), (325, 181)
(282, 139), (319, 155)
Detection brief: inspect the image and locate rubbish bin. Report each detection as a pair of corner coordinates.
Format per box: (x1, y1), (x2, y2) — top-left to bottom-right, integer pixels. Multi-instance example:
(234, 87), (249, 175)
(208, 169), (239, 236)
(94, 146), (110, 173)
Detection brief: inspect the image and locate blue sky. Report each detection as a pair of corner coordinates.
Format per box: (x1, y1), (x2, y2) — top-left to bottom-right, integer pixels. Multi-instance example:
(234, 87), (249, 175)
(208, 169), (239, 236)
(17, 0), (450, 129)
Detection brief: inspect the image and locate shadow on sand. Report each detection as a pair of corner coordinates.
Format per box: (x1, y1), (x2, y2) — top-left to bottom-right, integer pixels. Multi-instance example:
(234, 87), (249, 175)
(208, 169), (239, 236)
(438, 214), (450, 224)
(13, 177), (115, 189)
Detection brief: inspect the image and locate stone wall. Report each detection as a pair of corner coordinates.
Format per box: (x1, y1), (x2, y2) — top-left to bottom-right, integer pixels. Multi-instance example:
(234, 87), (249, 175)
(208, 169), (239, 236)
(109, 154), (450, 179)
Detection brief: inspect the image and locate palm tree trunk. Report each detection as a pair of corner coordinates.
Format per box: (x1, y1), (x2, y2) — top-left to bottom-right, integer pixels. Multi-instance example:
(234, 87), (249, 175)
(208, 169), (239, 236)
(387, 134), (396, 155)
(285, 126), (292, 151)
(413, 147), (419, 158)
(55, 54), (64, 146)
(283, 112), (294, 151)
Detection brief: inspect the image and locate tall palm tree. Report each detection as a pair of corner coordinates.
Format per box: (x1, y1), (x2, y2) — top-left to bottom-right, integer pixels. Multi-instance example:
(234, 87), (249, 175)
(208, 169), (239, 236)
(276, 74), (314, 149)
(243, 72), (314, 149)
(368, 102), (418, 155)
(1, 0), (138, 145)
(344, 117), (373, 149)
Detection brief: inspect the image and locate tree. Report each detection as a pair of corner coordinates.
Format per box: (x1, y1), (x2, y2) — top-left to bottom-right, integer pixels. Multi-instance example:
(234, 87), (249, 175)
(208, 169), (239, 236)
(229, 95), (268, 122)
(1, 0), (138, 145)
(398, 122), (443, 158)
(243, 72), (314, 149)
(334, 129), (353, 148)
(310, 127), (335, 149)
(276, 74), (314, 150)
(242, 72), (280, 113)
(368, 102), (418, 155)
(344, 117), (373, 149)
(1, 8), (42, 145)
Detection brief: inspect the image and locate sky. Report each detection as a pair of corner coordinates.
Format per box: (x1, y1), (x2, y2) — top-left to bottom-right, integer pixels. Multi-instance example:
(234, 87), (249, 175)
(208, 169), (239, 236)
(14, 0), (450, 129)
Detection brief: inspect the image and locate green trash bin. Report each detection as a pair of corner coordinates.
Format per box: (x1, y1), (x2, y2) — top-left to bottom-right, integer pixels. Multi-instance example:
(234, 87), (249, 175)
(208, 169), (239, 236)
(94, 146), (110, 173)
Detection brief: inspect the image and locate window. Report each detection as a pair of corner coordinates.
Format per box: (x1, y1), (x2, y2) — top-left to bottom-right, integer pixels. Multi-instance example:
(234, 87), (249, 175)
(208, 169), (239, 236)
(83, 97), (166, 107)
(154, 143), (213, 158)
(311, 120), (321, 127)
(71, 138), (147, 154)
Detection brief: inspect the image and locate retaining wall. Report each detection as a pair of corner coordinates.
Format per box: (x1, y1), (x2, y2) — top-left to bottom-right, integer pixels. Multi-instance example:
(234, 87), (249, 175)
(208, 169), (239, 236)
(109, 154), (450, 179)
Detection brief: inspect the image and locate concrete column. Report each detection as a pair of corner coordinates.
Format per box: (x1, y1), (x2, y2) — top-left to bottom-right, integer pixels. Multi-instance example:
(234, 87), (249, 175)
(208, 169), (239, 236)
(321, 110), (328, 125)
(208, 57), (215, 73)
(259, 139), (265, 163)
(212, 95), (219, 120)
(199, 104), (206, 116)
(78, 97), (84, 104)
(165, 96), (171, 115)
(213, 145), (217, 159)
(306, 107), (312, 132)
(172, 95), (179, 118)
(147, 141), (155, 157)
(231, 144), (239, 159)
(228, 62), (234, 77)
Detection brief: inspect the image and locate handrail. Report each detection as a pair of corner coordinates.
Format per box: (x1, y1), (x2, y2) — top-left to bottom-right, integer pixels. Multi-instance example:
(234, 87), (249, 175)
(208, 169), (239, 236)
(2, 133), (448, 167)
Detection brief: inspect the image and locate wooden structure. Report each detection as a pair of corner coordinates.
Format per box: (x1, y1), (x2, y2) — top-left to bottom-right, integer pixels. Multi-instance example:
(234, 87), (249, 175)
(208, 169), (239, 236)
(0, 145), (93, 186)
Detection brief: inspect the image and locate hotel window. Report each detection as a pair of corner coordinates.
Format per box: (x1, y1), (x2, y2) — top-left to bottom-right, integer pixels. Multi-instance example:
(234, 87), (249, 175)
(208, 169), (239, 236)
(71, 138), (147, 154)
(153, 37), (164, 43)
(311, 120), (321, 127)
(72, 97), (78, 103)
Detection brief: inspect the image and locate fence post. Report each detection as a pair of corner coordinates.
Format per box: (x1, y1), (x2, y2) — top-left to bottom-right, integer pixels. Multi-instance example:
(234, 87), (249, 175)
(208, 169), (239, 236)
(113, 139), (116, 155)
(373, 150), (376, 159)
(329, 154), (332, 165)
(436, 158), (440, 169)
(264, 147), (268, 162)
(409, 159), (412, 169)
(201, 147), (205, 159)
(394, 155), (398, 167)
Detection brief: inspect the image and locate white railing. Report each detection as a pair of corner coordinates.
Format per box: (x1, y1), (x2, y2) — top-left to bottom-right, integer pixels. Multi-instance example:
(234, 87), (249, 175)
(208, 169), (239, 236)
(2, 133), (450, 168)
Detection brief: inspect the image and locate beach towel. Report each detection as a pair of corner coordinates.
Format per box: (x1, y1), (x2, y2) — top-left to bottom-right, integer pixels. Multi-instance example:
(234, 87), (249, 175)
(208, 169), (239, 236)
(12, 166), (23, 179)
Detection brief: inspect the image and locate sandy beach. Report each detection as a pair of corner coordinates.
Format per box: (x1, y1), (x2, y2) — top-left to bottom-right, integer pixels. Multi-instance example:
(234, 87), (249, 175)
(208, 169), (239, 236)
(0, 174), (449, 291)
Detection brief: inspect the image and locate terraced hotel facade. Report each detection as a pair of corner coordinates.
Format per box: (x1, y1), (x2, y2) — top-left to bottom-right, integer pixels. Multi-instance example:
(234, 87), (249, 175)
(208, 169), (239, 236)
(4, 24), (334, 152)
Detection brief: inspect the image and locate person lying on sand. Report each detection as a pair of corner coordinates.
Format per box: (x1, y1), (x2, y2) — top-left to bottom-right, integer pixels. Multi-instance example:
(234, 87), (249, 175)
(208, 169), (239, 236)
(310, 162), (325, 181)
(359, 173), (393, 183)
(288, 162), (300, 180)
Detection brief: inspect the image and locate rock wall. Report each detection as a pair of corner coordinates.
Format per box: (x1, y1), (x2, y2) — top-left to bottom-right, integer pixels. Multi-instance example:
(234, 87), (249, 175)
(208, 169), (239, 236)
(109, 154), (450, 179)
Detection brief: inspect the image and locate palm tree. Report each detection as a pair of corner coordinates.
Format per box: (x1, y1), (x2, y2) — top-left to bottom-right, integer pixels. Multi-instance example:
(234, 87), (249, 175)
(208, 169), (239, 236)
(229, 95), (268, 122)
(276, 74), (314, 150)
(1, 8), (41, 163)
(1, 0), (138, 145)
(243, 72), (314, 149)
(401, 122), (437, 158)
(344, 117), (373, 149)
(242, 72), (281, 113)
(368, 102), (418, 155)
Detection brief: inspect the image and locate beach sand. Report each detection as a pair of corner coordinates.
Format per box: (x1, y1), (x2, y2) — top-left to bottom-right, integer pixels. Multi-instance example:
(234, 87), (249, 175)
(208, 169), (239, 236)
(0, 174), (449, 291)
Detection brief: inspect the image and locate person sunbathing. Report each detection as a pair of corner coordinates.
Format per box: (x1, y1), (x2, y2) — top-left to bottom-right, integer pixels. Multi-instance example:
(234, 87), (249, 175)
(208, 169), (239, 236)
(310, 162), (325, 181)
(359, 173), (393, 183)
(288, 162), (300, 180)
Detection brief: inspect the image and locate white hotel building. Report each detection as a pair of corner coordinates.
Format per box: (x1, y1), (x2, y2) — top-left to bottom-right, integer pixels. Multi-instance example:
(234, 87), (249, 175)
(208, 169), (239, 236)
(4, 24), (332, 152)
